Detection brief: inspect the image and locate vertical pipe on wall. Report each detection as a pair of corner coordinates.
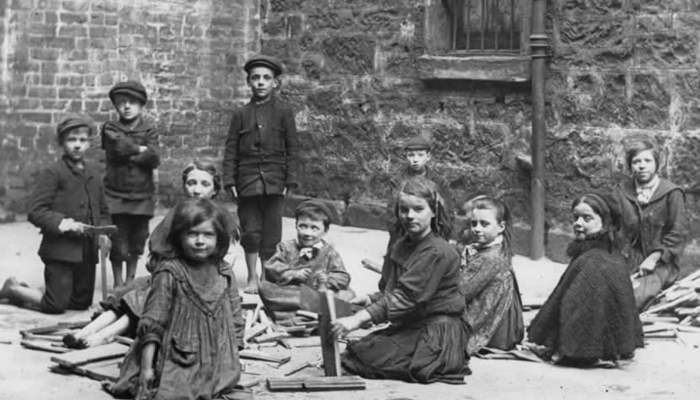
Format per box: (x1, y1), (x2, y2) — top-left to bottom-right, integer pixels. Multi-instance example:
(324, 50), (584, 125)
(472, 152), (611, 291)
(529, 0), (547, 259)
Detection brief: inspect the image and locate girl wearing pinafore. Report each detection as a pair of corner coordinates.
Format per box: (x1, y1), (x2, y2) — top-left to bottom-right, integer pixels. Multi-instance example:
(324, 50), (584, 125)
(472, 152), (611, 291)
(459, 197), (524, 354)
(107, 198), (245, 400)
(332, 177), (470, 384)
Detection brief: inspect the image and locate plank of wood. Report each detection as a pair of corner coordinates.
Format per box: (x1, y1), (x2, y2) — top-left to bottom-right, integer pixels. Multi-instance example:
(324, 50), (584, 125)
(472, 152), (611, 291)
(75, 359), (122, 382)
(278, 360), (312, 376)
(296, 310), (318, 320)
(244, 323), (268, 343)
(21, 339), (70, 353)
(644, 292), (698, 315)
(50, 342), (128, 368)
(20, 321), (89, 338)
(252, 331), (290, 343)
(239, 349), (290, 364)
(23, 333), (65, 342)
(267, 376), (366, 391)
(319, 290), (341, 377)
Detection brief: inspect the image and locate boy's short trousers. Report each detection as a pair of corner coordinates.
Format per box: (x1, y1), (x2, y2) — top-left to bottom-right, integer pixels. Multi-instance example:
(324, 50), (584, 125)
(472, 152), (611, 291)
(110, 214), (151, 262)
(238, 195), (284, 260)
(40, 257), (96, 314)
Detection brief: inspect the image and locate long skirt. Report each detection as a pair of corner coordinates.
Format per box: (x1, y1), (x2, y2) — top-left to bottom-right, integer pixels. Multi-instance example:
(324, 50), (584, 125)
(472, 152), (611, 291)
(342, 315), (470, 384)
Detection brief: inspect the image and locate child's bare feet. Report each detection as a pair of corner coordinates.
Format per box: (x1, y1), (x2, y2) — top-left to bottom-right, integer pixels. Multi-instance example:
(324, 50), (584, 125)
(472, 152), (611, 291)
(0, 277), (18, 298)
(243, 279), (259, 294)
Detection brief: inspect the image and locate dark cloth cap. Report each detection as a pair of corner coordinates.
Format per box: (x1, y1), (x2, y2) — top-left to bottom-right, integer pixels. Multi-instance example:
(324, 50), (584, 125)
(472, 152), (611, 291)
(295, 198), (333, 222)
(244, 54), (283, 76)
(404, 136), (431, 151)
(109, 80), (147, 104)
(56, 114), (95, 141)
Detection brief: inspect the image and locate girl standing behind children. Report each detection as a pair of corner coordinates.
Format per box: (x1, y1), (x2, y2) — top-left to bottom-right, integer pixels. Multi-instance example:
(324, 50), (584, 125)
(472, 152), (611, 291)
(102, 81), (160, 288)
(64, 161), (231, 349)
(459, 197), (524, 354)
(107, 198), (245, 400)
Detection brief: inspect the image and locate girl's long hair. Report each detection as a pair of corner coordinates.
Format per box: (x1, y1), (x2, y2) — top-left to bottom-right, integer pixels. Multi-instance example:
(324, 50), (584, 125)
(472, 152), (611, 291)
(471, 196), (513, 258)
(396, 176), (452, 240)
(167, 198), (233, 261)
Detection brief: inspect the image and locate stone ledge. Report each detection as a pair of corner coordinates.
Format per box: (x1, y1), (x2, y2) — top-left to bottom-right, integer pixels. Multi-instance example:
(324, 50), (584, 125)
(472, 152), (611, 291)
(417, 54), (531, 82)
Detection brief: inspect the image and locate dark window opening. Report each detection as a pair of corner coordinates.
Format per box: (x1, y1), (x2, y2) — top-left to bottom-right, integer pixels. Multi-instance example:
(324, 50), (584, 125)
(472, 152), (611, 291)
(444, 0), (522, 53)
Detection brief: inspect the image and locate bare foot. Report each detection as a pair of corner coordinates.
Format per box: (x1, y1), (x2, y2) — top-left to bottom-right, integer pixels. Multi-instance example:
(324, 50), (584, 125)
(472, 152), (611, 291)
(243, 280), (259, 294)
(0, 277), (19, 299)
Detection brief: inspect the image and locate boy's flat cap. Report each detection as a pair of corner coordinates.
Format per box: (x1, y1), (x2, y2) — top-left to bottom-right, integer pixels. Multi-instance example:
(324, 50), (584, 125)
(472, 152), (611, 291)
(56, 114), (95, 139)
(109, 80), (147, 105)
(295, 198), (333, 221)
(404, 136), (431, 151)
(244, 54), (283, 76)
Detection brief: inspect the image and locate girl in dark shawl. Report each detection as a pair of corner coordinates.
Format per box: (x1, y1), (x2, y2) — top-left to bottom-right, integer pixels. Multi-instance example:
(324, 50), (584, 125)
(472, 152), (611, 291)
(528, 193), (643, 367)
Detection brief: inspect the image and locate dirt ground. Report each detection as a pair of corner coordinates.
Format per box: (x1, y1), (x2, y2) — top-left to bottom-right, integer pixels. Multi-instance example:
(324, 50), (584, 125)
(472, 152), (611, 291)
(1, 215), (699, 400)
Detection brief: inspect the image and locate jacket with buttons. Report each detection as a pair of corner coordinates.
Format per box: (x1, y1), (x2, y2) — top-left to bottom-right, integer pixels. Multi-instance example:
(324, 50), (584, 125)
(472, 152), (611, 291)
(28, 156), (111, 264)
(101, 117), (160, 200)
(613, 177), (688, 273)
(222, 96), (299, 197)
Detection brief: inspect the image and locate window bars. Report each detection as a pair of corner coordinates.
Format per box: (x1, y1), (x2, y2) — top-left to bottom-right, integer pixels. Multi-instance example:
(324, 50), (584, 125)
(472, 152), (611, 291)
(447, 0), (521, 53)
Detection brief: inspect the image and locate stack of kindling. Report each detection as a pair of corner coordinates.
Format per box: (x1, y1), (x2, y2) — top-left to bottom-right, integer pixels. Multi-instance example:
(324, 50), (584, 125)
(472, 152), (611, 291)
(640, 270), (700, 340)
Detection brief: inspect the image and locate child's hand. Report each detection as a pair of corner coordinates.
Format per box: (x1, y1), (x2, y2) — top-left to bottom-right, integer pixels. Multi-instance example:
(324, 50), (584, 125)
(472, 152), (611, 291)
(137, 367), (155, 400)
(350, 294), (371, 306)
(294, 268), (312, 282)
(98, 234), (111, 251)
(58, 218), (85, 234)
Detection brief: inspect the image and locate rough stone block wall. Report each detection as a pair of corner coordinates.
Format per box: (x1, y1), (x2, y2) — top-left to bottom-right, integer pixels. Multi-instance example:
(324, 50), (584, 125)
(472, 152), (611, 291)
(0, 0), (259, 210)
(260, 0), (699, 253)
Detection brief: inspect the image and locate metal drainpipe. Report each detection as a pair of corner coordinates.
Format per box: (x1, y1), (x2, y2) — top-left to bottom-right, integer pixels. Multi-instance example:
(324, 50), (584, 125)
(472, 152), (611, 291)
(529, 0), (548, 260)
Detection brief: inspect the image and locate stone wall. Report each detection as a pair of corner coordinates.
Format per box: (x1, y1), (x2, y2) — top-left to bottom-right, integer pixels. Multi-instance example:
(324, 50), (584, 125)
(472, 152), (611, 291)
(0, 0), (259, 209)
(1, 0), (699, 258)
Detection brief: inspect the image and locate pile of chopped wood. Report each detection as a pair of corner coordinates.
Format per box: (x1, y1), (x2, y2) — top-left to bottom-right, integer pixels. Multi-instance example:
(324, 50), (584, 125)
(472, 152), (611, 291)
(640, 270), (700, 341)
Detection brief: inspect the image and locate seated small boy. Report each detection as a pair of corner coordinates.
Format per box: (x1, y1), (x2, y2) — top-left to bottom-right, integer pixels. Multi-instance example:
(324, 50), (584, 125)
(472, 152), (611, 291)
(258, 199), (354, 320)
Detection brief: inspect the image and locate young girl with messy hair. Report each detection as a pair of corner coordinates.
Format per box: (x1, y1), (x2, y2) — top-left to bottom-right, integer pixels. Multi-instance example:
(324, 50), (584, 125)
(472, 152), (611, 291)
(332, 177), (470, 384)
(107, 198), (246, 400)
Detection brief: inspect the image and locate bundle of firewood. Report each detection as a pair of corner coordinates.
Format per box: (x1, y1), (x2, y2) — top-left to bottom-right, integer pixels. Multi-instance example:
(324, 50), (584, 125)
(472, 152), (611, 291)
(640, 270), (700, 340)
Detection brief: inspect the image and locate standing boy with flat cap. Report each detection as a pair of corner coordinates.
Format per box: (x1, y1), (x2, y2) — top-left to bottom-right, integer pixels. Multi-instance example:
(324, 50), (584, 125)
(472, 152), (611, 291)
(223, 54), (299, 294)
(102, 80), (160, 288)
(0, 115), (111, 313)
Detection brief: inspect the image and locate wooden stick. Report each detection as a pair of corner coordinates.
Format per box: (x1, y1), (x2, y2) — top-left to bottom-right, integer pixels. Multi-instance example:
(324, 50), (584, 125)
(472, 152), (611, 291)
(320, 289), (341, 377)
(50, 342), (128, 368)
(296, 310), (319, 320)
(21, 339), (70, 353)
(644, 291), (698, 315)
(239, 349), (290, 364)
(99, 239), (109, 301)
(244, 324), (268, 343)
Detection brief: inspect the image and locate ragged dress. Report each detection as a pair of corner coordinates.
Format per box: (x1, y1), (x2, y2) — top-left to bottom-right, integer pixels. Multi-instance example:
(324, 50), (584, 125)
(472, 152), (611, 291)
(342, 233), (471, 384)
(459, 243), (524, 354)
(107, 258), (245, 400)
(527, 236), (643, 362)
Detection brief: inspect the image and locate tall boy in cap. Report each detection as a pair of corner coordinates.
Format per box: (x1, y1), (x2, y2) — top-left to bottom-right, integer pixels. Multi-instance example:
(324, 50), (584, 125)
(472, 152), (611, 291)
(0, 115), (111, 313)
(102, 80), (160, 288)
(223, 54), (299, 293)
(258, 199), (353, 320)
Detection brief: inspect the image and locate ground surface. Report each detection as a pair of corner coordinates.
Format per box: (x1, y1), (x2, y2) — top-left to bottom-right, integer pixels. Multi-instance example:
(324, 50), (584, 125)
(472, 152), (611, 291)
(1, 215), (699, 400)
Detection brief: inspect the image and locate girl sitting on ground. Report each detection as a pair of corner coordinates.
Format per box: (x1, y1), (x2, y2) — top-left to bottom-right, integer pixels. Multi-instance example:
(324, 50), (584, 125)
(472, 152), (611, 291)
(527, 193), (643, 367)
(106, 198), (245, 400)
(331, 177), (471, 384)
(459, 196), (524, 354)
(63, 160), (233, 348)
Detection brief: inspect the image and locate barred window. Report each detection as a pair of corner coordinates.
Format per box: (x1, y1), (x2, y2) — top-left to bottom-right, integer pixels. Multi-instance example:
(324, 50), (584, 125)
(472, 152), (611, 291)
(444, 0), (524, 53)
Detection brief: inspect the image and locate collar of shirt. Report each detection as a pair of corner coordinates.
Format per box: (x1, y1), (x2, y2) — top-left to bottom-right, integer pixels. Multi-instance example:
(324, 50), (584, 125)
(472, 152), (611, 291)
(635, 175), (660, 204)
(296, 240), (325, 261)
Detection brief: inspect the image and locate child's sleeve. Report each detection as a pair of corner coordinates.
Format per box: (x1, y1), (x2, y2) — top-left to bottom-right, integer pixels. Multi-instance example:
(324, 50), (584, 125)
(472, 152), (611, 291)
(325, 248), (351, 291)
(129, 126), (160, 169)
(27, 168), (64, 235)
(101, 123), (140, 161)
(264, 242), (294, 284)
(222, 110), (242, 189)
(137, 270), (175, 346)
(281, 106), (299, 190)
(228, 272), (245, 349)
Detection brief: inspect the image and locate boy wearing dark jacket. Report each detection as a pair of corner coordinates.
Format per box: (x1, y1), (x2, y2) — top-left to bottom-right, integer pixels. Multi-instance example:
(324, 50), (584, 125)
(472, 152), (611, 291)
(102, 81), (160, 287)
(0, 115), (111, 313)
(223, 55), (299, 294)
